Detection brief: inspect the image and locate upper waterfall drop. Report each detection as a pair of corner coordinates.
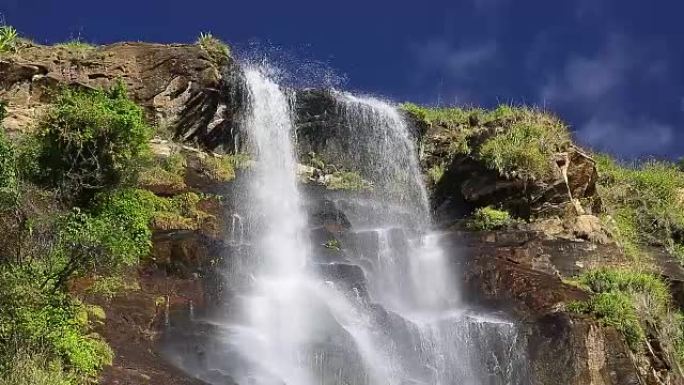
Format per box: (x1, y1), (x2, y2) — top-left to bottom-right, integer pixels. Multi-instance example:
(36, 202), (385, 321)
(330, 91), (459, 311)
(231, 67), (316, 385)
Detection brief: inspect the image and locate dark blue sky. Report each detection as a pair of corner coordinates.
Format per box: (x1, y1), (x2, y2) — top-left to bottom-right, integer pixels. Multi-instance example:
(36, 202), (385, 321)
(2, 0), (683, 159)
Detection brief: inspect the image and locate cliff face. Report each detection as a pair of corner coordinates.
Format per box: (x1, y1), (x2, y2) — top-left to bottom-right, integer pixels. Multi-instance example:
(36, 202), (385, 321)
(1, 42), (681, 385)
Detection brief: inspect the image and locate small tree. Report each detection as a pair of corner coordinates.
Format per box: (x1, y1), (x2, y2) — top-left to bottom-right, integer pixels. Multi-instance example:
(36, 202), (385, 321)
(35, 82), (153, 203)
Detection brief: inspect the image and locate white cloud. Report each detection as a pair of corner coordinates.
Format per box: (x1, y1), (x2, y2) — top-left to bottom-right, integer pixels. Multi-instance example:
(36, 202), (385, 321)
(577, 116), (675, 157)
(541, 36), (631, 104)
(411, 39), (497, 80)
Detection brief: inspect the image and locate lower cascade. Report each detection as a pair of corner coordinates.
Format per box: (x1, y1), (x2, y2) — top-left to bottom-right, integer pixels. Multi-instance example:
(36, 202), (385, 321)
(162, 67), (529, 384)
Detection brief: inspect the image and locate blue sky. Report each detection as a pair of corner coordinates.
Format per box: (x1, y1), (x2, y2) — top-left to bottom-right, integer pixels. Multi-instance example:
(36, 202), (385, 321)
(1, 0), (683, 159)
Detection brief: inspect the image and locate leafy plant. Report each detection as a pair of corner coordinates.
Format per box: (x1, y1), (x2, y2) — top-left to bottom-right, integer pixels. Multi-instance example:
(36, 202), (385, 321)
(0, 25), (18, 54)
(467, 206), (513, 230)
(34, 81), (153, 204)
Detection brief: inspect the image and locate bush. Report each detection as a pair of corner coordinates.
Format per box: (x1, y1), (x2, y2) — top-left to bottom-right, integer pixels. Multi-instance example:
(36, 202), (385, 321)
(0, 267), (113, 381)
(467, 206), (513, 230)
(596, 155), (684, 261)
(197, 32), (230, 65)
(35, 82), (153, 203)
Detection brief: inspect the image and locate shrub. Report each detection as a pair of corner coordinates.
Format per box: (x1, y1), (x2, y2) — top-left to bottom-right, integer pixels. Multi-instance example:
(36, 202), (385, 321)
(0, 267), (113, 381)
(596, 155), (684, 261)
(43, 189), (159, 288)
(467, 206), (513, 230)
(35, 82), (153, 203)
(197, 32), (230, 65)
(0, 25), (18, 54)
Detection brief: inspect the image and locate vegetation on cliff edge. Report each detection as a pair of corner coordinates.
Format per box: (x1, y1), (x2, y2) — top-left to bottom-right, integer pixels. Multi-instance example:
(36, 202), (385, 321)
(402, 103), (571, 181)
(595, 155), (684, 262)
(568, 268), (684, 367)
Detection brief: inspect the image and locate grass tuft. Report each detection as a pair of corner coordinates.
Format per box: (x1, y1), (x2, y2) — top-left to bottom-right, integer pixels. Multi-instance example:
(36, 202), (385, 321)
(466, 206), (513, 230)
(197, 32), (230, 65)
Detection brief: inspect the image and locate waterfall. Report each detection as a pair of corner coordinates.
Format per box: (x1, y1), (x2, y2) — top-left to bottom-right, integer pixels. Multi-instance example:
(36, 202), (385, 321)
(328, 92), (530, 385)
(161, 69), (528, 385)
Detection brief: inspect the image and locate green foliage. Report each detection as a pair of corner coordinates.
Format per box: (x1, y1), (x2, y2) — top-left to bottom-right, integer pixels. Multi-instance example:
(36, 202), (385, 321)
(569, 268), (684, 361)
(0, 267), (113, 381)
(596, 155), (684, 261)
(54, 38), (96, 51)
(200, 153), (250, 183)
(0, 25), (19, 54)
(570, 292), (644, 349)
(0, 350), (73, 385)
(479, 118), (569, 179)
(0, 103), (19, 210)
(35, 82), (153, 203)
(327, 171), (373, 191)
(427, 163), (445, 185)
(467, 206), (513, 230)
(197, 32), (230, 65)
(323, 239), (341, 251)
(402, 103), (571, 180)
(85, 275), (140, 300)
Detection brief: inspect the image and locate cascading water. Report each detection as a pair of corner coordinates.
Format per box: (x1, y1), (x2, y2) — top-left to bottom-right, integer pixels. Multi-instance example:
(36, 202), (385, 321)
(162, 67), (528, 385)
(326, 92), (530, 385)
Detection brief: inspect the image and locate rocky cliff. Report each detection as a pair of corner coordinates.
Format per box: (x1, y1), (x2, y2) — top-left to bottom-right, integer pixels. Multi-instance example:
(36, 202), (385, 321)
(1, 41), (683, 385)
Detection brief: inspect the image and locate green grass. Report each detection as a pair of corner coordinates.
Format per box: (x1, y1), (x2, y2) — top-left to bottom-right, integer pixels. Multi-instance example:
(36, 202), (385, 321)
(197, 32), (230, 65)
(327, 171), (373, 191)
(138, 152), (187, 191)
(323, 239), (341, 251)
(53, 38), (96, 51)
(595, 155), (684, 261)
(466, 206), (513, 230)
(402, 103), (571, 180)
(427, 163), (446, 185)
(568, 268), (684, 361)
